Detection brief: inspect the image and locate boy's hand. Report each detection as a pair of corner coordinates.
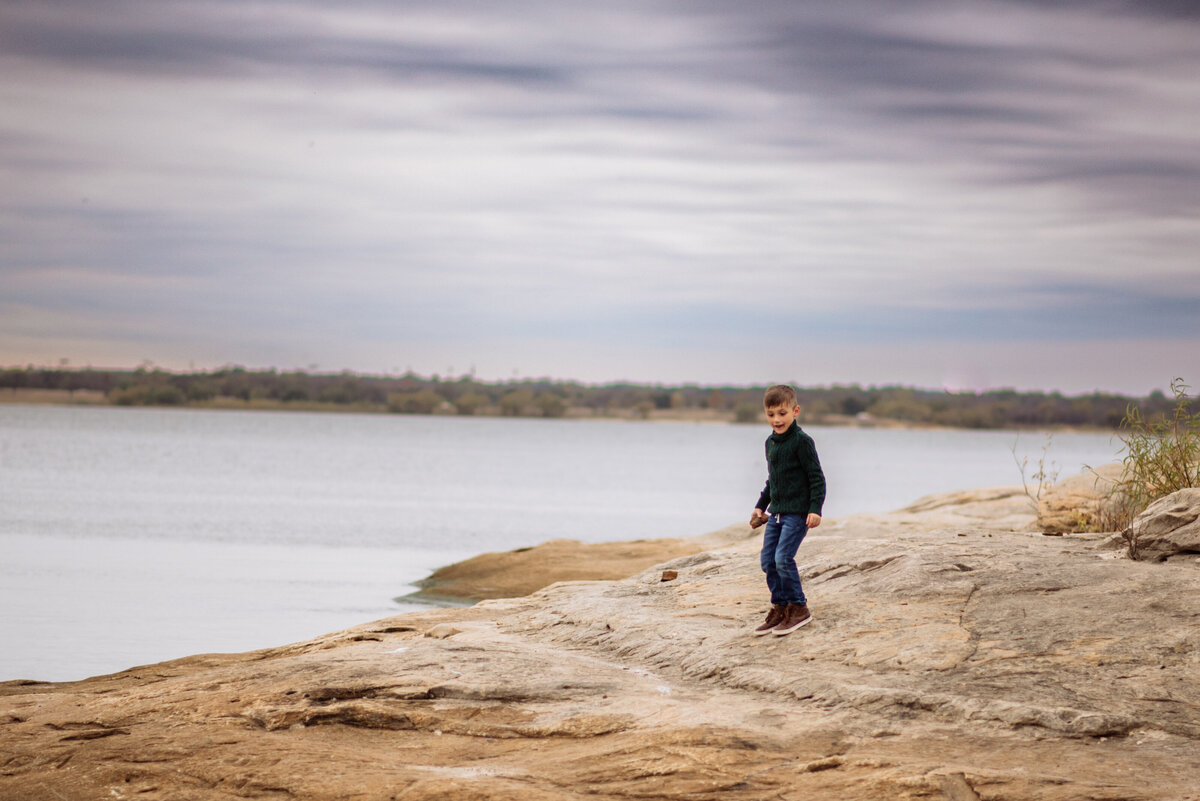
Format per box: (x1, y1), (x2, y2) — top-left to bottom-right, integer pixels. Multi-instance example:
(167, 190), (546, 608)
(806, 513), (822, 529)
(749, 509), (769, 529)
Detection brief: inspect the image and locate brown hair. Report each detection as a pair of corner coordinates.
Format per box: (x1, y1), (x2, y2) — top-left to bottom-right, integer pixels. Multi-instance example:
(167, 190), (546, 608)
(763, 384), (797, 409)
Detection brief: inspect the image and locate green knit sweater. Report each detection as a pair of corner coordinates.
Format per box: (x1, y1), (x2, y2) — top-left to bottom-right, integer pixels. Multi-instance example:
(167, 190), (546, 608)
(755, 421), (826, 516)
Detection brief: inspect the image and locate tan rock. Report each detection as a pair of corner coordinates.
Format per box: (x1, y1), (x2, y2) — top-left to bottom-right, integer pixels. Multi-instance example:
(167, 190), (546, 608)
(831, 485), (1037, 537)
(413, 527), (753, 601)
(1123, 487), (1200, 561)
(1036, 462), (1125, 532)
(2, 487), (1198, 800)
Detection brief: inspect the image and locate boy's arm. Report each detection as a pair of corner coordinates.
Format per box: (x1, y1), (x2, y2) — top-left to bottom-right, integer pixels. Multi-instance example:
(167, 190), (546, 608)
(750, 481), (771, 528)
(754, 480), (771, 514)
(801, 438), (826, 518)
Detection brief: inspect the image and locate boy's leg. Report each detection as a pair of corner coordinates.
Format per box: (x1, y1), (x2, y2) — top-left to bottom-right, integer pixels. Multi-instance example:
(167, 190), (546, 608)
(755, 517), (789, 634)
(760, 515), (785, 605)
(772, 514), (813, 635)
(772, 514), (809, 606)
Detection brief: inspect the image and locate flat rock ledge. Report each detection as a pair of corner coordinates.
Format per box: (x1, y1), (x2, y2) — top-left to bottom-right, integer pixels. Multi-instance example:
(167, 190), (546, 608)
(412, 534), (741, 601)
(3, 485), (1199, 801)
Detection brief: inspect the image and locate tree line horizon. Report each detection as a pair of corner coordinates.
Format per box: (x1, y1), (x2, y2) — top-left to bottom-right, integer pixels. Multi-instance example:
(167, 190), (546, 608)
(0, 365), (1185, 430)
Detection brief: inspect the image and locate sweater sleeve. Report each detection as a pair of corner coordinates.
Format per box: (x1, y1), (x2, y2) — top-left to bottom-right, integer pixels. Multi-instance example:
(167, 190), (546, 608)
(801, 437), (827, 515)
(755, 481), (771, 512)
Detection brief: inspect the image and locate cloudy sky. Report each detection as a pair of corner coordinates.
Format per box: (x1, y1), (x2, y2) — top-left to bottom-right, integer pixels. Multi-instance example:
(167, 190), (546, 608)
(2, 0), (1197, 394)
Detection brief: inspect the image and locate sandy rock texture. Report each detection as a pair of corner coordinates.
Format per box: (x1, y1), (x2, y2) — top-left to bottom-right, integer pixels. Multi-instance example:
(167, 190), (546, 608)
(1036, 462), (1125, 533)
(413, 529), (746, 601)
(3, 483), (1199, 801)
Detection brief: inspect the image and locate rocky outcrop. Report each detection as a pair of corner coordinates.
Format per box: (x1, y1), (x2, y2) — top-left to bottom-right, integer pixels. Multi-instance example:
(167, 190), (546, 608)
(413, 530), (750, 601)
(1123, 487), (1200, 561)
(3, 486), (1199, 801)
(1036, 462), (1125, 532)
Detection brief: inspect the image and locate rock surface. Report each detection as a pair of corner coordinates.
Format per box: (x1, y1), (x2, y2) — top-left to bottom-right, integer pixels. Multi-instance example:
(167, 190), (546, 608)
(414, 530), (749, 601)
(1123, 487), (1200, 562)
(3, 484), (1199, 801)
(1036, 462), (1125, 533)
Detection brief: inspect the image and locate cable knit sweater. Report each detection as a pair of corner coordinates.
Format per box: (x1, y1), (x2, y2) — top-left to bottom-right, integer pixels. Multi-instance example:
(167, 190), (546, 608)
(754, 421), (826, 516)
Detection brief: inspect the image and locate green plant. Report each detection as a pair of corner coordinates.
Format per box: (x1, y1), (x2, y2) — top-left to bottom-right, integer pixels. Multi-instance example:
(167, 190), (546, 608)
(1113, 377), (1200, 545)
(1011, 433), (1059, 512)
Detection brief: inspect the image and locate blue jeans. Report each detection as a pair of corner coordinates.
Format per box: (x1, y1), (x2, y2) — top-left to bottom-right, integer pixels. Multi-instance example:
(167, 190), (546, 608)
(760, 513), (808, 606)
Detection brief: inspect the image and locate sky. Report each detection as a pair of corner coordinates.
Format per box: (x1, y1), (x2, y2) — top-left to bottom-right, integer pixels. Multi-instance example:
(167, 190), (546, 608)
(1, 0), (1198, 396)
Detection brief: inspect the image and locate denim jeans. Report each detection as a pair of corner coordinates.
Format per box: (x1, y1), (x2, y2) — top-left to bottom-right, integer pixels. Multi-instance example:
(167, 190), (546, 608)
(760, 513), (808, 606)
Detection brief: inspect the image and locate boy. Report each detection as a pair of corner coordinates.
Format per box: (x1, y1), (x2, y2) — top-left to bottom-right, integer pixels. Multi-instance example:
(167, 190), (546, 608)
(750, 384), (826, 636)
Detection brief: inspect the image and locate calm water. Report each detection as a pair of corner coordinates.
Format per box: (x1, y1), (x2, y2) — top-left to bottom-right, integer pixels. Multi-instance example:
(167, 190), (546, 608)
(1, 404), (1120, 681)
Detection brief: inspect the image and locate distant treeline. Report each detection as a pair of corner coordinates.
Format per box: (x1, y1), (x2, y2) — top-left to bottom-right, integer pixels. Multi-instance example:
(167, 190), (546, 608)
(0, 365), (1183, 430)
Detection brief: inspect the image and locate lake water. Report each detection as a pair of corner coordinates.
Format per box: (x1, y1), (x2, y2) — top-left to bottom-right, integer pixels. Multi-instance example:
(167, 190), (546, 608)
(0, 404), (1122, 681)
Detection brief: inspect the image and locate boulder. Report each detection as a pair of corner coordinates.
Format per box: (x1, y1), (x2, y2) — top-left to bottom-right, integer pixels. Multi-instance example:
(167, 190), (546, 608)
(1036, 463), (1124, 532)
(1123, 487), (1200, 561)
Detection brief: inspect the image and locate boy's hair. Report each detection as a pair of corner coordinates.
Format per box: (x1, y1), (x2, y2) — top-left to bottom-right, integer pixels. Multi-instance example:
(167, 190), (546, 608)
(763, 384), (798, 409)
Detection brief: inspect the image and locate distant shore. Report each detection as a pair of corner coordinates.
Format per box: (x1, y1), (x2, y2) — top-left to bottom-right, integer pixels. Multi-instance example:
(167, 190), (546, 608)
(0, 387), (1113, 432)
(4, 364), (1169, 430)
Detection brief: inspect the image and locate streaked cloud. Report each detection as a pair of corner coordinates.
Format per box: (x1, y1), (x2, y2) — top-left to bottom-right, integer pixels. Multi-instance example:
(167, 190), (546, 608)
(1, 0), (1197, 393)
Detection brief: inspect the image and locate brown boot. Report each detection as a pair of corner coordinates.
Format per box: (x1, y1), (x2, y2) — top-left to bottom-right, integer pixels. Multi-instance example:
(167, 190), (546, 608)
(773, 603), (812, 636)
(753, 604), (786, 636)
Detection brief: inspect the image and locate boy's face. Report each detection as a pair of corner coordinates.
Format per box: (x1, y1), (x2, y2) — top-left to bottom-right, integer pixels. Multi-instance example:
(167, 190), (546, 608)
(764, 403), (800, 434)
